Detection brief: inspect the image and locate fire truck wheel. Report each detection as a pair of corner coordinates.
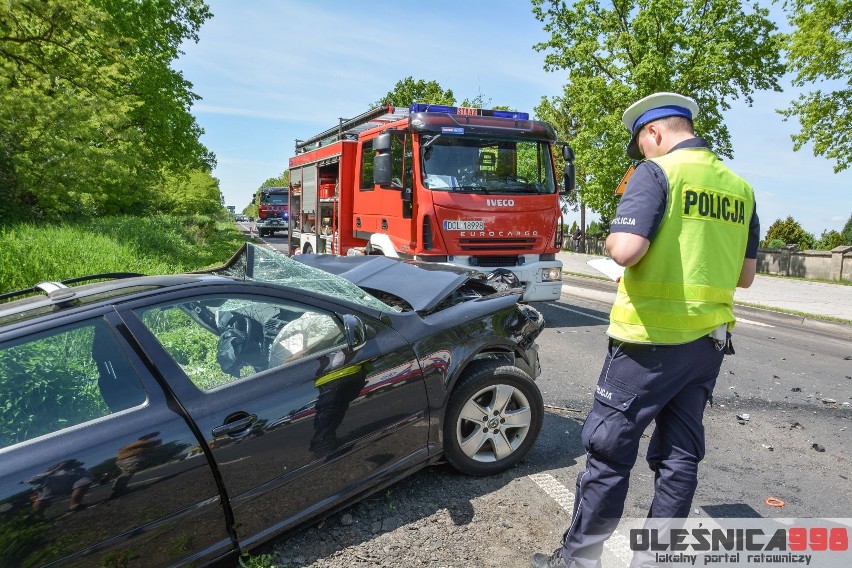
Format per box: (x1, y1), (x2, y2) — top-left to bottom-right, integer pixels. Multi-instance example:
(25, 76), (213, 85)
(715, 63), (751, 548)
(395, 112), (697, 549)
(442, 362), (543, 476)
(303, 243), (313, 255)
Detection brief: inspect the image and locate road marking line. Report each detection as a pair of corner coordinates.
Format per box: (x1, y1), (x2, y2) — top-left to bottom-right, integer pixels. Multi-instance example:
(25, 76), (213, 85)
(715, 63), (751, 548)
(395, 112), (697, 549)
(549, 303), (610, 323)
(553, 303), (775, 328)
(527, 472), (632, 567)
(736, 317), (774, 327)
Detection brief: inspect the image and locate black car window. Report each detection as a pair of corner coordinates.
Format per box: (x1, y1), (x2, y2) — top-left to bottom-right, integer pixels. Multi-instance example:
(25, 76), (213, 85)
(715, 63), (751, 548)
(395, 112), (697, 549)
(135, 295), (346, 391)
(0, 318), (146, 449)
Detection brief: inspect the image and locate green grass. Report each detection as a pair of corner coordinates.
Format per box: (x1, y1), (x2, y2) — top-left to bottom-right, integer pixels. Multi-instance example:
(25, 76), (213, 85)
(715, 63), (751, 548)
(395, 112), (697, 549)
(562, 269), (611, 282)
(0, 215), (247, 294)
(239, 552), (280, 568)
(755, 271), (852, 287)
(735, 301), (852, 325)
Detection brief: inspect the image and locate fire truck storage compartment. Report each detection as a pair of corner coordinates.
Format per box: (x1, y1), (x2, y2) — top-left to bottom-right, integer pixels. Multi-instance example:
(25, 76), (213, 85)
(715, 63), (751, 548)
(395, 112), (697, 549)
(293, 165), (317, 232)
(317, 167), (339, 254)
(319, 173), (336, 199)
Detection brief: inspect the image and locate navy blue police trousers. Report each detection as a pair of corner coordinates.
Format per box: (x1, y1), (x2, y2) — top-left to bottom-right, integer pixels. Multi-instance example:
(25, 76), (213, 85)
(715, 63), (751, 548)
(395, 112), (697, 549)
(560, 335), (725, 568)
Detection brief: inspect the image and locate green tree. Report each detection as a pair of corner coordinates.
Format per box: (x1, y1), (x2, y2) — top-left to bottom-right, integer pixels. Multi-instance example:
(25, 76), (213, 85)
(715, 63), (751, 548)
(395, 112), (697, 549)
(816, 229), (844, 250)
(762, 216), (816, 249)
(842, 213), (852, 244)
(375, 76), (456, 108)
(259, 171), (290, 189)
(158, 168), (223, 216)
(782, 0), (852, 172)
(0, 0), (213, 221)
(246, 171), (290, 217)
(531, 0), (784, 221)
(586, 220), (608, 237)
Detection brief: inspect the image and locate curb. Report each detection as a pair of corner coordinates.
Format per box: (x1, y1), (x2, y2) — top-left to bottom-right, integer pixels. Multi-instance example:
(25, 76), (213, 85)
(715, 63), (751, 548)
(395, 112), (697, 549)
(559, 274), (852, 338)
(732, 303), (852, 337)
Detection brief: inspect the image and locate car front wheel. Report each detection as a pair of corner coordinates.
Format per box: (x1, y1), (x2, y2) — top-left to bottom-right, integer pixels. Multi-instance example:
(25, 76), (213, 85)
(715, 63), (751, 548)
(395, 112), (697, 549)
(443, 363), (543, 476)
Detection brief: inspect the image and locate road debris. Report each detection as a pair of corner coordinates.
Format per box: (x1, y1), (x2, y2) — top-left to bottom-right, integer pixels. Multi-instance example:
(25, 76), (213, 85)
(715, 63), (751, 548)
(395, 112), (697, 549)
(812, 443), (826, 452)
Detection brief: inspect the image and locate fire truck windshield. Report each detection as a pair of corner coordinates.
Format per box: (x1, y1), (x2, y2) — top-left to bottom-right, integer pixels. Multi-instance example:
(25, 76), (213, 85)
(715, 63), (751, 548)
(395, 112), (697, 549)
(420, 136), (555, 194)
(261, 192), (288, 206)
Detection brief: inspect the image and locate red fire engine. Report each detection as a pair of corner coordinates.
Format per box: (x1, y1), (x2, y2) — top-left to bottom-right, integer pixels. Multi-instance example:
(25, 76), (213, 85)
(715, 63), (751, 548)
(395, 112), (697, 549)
(287, 103), (575, 302)
(255, 186), (290, 237)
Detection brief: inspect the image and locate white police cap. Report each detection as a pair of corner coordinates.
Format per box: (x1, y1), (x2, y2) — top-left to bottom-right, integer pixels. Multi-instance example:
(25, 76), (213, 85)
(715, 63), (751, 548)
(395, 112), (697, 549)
(622, 92), (699, 160)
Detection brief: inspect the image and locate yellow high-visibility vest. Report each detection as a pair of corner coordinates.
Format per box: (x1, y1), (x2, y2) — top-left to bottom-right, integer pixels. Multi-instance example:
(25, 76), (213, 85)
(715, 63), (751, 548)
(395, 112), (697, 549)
(607, 148), (754, 344)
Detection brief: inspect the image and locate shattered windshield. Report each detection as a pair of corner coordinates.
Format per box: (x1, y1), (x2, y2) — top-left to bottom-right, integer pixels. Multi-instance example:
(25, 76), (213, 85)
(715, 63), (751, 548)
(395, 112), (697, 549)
(211, 244), (395, 312)
(420, 136), (555, 194)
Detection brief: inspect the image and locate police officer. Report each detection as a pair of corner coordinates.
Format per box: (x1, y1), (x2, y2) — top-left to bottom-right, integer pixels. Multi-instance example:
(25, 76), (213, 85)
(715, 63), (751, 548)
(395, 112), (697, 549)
(531, 92), (760, 568)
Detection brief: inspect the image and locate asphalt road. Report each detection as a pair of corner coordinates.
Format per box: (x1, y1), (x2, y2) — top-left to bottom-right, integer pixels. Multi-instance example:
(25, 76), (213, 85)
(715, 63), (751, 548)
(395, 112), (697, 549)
(534, 286), (852, 521)
(241, 223), (851, 519)
(268, 280), (850, 567)
(235, 224), (852, 565)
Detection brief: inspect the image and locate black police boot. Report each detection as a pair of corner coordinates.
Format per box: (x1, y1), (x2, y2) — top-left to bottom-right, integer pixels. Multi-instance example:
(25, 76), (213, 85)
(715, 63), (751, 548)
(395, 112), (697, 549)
(531, 547), (571, 568)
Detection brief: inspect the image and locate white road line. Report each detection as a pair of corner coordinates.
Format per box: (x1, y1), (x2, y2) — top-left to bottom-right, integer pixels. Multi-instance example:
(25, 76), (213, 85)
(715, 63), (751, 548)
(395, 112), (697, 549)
(553, 302), (776, 328)
(549, 303), (610, 323)
(736, 317), (774, 327)
(527, 472), (632, 567)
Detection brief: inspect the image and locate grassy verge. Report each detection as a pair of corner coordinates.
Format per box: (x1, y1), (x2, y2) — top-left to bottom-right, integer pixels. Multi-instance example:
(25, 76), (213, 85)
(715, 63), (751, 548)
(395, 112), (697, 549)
(754, 271), (852, 287)
(735, 301), (852, 325)
(0, 215), (247, 294)
(562, 270), (611, 282)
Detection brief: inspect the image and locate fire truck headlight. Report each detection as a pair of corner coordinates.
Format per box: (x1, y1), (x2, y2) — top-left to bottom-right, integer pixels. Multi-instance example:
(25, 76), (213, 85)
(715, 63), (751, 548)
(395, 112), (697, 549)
(541, 267), (562, 282)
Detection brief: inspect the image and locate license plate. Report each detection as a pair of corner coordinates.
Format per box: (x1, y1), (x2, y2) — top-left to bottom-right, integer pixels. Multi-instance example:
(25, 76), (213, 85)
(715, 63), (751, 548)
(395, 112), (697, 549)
(444, 220), (484, 231)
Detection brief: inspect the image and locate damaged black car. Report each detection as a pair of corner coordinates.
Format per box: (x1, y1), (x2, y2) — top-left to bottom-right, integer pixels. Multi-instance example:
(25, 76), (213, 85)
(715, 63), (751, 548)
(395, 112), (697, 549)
(0, 243), (545, 566)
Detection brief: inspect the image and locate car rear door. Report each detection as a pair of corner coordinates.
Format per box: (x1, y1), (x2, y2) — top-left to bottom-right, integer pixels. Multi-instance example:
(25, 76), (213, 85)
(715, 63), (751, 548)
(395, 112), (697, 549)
(0, 310), (234, 567)
(119, 285), (429, 548)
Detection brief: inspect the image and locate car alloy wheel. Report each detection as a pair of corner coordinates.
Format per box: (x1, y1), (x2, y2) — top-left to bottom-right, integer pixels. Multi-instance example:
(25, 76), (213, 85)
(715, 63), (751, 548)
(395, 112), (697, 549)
(443, 363), (543, 476)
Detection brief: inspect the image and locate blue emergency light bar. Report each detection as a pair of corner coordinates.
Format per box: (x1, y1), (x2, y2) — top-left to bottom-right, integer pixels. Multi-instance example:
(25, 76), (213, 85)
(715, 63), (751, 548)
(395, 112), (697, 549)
(409, 103), (529, 120)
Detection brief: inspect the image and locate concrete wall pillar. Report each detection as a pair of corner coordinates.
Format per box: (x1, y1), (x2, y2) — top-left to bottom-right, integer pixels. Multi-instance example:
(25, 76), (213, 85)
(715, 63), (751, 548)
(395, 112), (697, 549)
(780, 245), (797, 276)
(830, 246), (852, 281)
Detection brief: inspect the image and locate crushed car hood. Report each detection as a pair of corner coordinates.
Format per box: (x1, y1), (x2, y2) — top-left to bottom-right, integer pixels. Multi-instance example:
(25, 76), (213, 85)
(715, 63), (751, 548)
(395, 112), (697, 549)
(293, 253), (491, 313)
(206, 244), (504, 314)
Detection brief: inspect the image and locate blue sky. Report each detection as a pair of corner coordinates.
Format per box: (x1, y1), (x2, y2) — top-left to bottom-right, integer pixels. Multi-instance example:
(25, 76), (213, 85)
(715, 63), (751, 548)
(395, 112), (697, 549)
(176, 0), (851, 239)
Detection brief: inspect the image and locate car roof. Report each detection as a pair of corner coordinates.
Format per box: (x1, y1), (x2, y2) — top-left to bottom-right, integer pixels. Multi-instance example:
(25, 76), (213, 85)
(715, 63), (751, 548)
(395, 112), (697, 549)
(0, 274), (225, 326)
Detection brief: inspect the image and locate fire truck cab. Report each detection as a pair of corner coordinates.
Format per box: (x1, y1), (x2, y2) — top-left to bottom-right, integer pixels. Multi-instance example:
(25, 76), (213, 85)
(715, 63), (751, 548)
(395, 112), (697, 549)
(256, 186), (290, 237)
(288, 103), (574, 302)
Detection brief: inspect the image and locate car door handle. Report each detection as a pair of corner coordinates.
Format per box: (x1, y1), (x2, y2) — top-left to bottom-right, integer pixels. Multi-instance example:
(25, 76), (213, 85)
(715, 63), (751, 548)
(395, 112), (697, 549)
(212, 414), (257, 437)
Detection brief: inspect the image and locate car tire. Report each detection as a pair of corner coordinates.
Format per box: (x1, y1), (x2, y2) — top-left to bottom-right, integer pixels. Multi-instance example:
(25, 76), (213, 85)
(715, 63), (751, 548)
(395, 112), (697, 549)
(442, 363), (543, 476)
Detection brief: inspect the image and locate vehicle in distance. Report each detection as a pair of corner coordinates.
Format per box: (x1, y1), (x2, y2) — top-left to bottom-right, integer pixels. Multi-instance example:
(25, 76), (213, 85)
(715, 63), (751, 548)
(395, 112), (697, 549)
(256, 186), (289, 237)
(234, 214), (249, 222)
(0, 243), (545, 566)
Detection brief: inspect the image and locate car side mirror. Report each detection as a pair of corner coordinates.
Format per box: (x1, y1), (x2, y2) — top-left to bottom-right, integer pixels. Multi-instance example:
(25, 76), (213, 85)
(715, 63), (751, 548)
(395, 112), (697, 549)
(342, 314), (366, 352)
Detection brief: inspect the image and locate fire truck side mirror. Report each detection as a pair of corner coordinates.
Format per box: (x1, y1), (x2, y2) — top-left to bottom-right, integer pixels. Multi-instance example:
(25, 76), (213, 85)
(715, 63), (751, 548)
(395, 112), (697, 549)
(373, 132), (394, 188)
(374, 153), (392, 187)
(374, 132), (392, 152)
(561, 144), (576, 194)
(563, 164), (576, 194)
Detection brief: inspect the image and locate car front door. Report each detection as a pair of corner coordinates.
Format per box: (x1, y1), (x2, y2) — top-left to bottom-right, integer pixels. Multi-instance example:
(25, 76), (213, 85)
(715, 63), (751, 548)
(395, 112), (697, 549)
(0, 311), (234, 567)
(120, 286), (429, 547)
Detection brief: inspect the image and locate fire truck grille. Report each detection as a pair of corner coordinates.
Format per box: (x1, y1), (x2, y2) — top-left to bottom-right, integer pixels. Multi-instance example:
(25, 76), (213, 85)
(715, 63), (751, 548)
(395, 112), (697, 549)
(458, 238), (537, 252)
(474, 256), (520, 267)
